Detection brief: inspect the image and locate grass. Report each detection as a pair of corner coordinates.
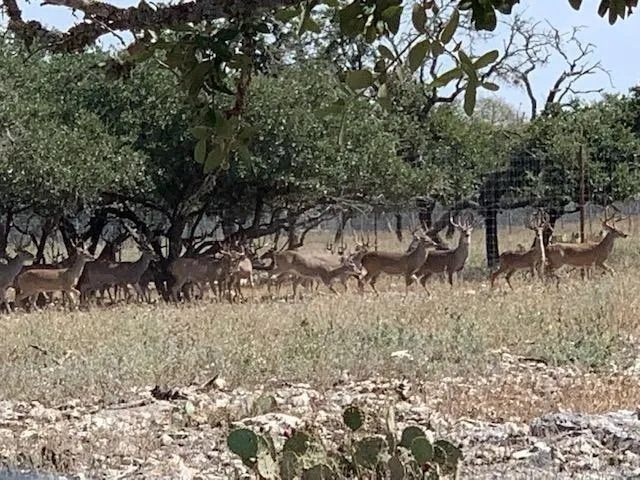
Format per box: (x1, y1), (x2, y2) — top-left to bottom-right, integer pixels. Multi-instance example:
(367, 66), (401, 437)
(1, 219), (640, 421)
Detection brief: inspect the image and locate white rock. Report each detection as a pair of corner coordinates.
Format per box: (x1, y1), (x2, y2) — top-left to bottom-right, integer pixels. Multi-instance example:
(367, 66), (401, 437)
(391, 350), (413, 360)
(512, 448), (535, 460)
(213, 377), (228, 391)
(290, 392), (310, 408)
(161, 433), (174, 446)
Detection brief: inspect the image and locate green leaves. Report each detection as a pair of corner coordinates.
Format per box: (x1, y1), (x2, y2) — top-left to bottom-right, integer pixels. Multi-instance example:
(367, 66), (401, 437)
(194, 138), (207, 164)
(464, 80), (477, 116)
(410, 437), (434, 464)
(380, 5), (403, 35)
(481, 81), (499, 91)
(439, 8), (459, 44)
(227, 428), (259, 465)
(204, 144), (226, 173)
(342, 405), (364, 431)
(226, 403), (464, 479)
(353, 436), (385, 469)
(399, 426), (425, 449)
(378, 44), (395, 61)
(411, 3), (427, 33)
(473, 49), (500, 69)
(345, 70), (373, 91)
(429, 67), (463, 89)
(407, 40), (430, 73)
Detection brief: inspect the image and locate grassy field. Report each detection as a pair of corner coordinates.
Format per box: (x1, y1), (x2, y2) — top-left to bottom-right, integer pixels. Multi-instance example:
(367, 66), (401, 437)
(2, 219), (640, 421)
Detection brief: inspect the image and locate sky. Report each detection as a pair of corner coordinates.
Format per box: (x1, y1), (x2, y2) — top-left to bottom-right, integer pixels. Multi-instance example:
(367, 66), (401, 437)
(4, 0), (639, 114)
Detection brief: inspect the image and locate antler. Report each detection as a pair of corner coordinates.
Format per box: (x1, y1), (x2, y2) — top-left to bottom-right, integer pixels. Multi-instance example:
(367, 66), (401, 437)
(526, 209), (550, 231)
(449, 213), (462, 230)
(602, 204), (626, 225)
(462, 211), (476, 229)
(603, 204), (626, 225)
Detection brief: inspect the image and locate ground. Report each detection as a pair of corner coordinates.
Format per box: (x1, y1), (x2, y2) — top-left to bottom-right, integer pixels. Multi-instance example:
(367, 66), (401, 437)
(0, 220), (638, 478)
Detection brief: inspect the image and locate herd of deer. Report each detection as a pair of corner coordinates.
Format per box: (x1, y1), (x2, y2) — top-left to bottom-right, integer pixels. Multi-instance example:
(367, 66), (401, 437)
(0, 207), (629, 312)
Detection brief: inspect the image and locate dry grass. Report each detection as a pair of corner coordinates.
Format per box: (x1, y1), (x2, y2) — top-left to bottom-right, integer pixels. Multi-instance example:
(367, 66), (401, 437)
(1, 220), (640, 421)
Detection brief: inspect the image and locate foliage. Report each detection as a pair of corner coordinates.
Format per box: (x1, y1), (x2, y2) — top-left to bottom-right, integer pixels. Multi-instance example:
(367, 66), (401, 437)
(504, 95), (640, 210)
(221, 60), (427, 212)
(227, 404), (463, 479)
(0, 42), (147, 217)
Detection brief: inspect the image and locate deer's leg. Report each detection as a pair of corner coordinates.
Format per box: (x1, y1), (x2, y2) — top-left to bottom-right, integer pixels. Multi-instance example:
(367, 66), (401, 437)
(489, 267), (503, 289)
(67, 288), (81, 309)
(404, 274), (415, 299)
(291, 276), (300, 300)
(504, 270), (516, 291)
(341, 275), (351, 293)
(419, 272), (433, 289)
(369, 274), (380, 296)
(446, 270), (454, 287)
(1, 288), (11, 314)
(323, 276), (340, 296)
(170, 280), (184, 302)
(597, 262), (615, 275)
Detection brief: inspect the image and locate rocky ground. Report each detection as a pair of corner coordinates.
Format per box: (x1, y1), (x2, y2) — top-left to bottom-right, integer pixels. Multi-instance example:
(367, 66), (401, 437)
(1, 351), (640, 479)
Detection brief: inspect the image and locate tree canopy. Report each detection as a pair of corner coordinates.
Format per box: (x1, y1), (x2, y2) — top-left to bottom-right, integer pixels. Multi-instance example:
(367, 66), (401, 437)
(1, 0), (636, 176)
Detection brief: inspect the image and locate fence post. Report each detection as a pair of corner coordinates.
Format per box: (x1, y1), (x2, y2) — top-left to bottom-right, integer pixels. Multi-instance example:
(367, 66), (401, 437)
(578, 144), (586, 279)
(578, 144), (586, 243)
(373, 207), (378, 252)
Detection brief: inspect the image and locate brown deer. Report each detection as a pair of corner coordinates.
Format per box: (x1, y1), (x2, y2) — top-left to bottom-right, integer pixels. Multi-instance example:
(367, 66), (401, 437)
(490, 209), (549, 290)
(78, 248), (158, 305)
(416, 212), (476, 290)
(358, 230), (438, 297)
(268, 250), (362, 298)
(544, 206), (628, 287)
(15, 246), (95, 310)
(0, 245), (34, 313)
(169, 251), (239, 302)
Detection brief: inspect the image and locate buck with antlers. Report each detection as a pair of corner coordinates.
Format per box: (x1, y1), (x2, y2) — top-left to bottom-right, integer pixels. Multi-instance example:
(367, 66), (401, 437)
(358, 229), (438, 297)
(544, 206), (629, 287)
(490, 209), (550, 290)
(15, 244), (95, 310)
(416, 212), (476, 290)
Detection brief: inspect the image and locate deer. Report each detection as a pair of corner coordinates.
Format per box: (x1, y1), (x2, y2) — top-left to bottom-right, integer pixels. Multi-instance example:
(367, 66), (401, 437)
(267, 249), (362, 298)
(544, 206), (628, 287)
(0, 243), (34, 313)
(490, 209), (550, 290)
(168, 251), (239, 302)
(78, 248), (158, 305)
(416, 212), (476, 290)
(358, 230), (438, 297)
(15, 246), (95, 311)
(323, 239), (370, 292)
(225, 246), (254, 302)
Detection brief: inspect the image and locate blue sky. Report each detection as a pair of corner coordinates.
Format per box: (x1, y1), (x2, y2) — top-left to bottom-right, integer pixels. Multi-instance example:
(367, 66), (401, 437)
(6, 0), (639, 113)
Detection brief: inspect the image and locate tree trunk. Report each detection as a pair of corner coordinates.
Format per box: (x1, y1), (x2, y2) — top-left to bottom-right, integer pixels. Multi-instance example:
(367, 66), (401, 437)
(0, 210), (12, 258)
(416, 197), (436, 230)
(485, 207), (499, 269)
(167, 216), (186, 261)
(85, 212), (108, 255)
(164, 216), (187, 302)
(287, 212), (301, 249)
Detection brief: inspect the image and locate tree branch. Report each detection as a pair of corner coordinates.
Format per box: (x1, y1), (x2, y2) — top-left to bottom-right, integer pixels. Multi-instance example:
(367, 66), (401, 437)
(2, 0), (301, 52)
